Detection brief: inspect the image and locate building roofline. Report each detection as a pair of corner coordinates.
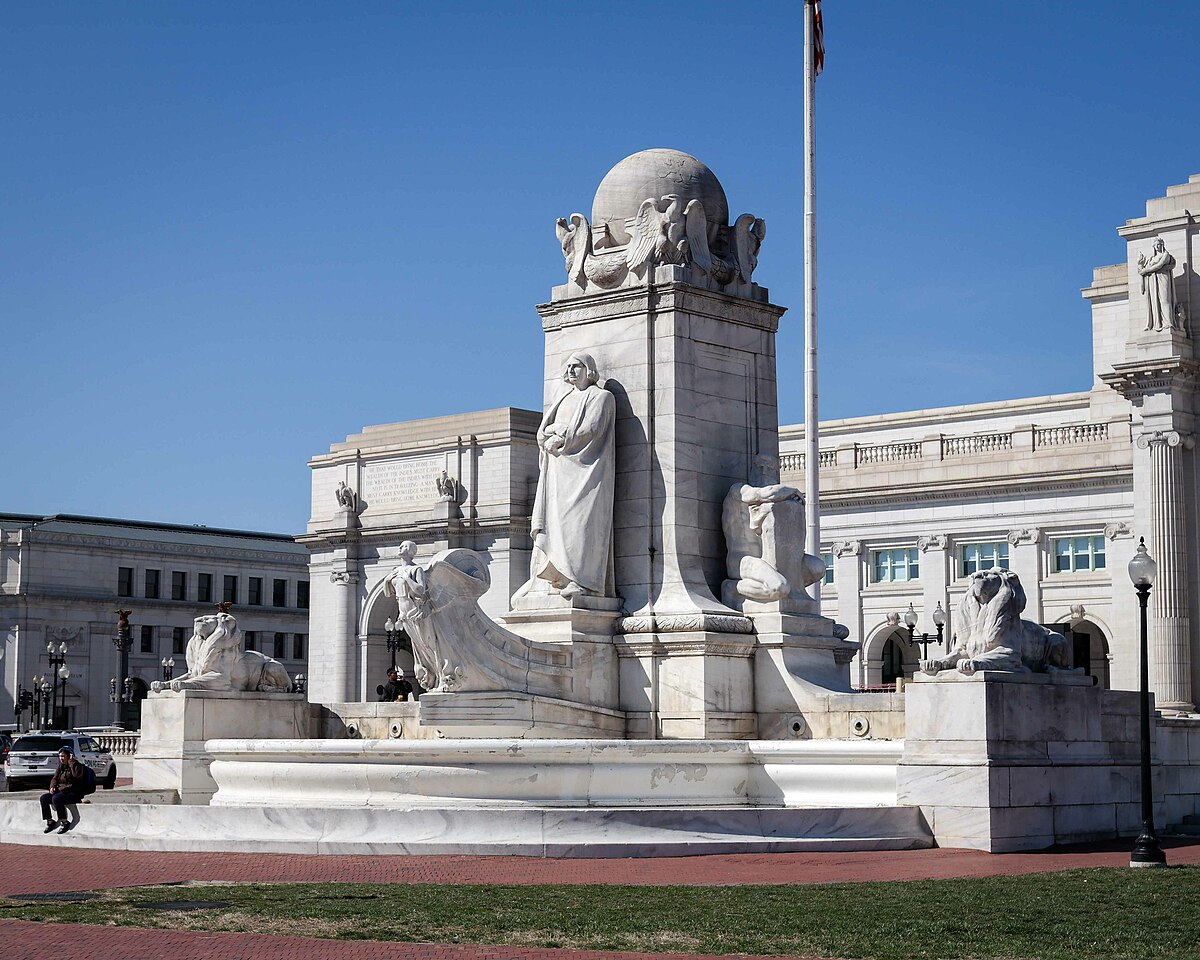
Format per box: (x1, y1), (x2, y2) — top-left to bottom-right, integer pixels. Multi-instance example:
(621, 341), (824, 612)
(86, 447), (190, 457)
(0, 512), (298, 544)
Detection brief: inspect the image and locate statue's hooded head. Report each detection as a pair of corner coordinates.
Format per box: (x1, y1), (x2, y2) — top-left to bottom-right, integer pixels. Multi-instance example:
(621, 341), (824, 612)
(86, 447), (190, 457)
(750, 454), (780, 486)
(562, 352), (601, 387)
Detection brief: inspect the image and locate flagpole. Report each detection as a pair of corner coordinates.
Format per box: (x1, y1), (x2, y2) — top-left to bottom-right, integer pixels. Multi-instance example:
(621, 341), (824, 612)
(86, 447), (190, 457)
(803, 0), (821, 600)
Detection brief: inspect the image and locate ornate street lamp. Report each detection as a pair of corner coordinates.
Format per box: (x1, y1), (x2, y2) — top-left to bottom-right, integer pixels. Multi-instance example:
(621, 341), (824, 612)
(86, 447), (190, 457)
(38, 678), (52, 729)
(1128, 538), (1166, 868)
(111, 609), (133, 730)
(292, 674), (307, 695)
(46, 642), (69, 729)
(384, 618), (404, 673)
(903, 602), (946, 660)
(30, 676), (45, 730)
(160, 657), (175, 683)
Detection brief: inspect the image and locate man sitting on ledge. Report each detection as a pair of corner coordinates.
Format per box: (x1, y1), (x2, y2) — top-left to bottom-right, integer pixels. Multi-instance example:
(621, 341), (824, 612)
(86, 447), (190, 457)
(40, 747), (87, 835)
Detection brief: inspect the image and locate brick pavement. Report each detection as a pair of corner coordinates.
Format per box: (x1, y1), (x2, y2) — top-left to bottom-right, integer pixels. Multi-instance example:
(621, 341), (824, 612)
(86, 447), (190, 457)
(0, 837), (1198, 896)
(1, 838), (1197, 960)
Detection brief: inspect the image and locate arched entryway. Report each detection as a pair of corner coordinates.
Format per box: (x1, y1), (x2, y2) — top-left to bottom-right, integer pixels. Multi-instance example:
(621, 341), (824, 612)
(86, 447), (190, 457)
(1046, 618), (1112, 689)
(361, 585), (423, 701)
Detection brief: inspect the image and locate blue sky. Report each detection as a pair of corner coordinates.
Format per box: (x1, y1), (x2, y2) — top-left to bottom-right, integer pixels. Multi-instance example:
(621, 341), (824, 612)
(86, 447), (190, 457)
(4, 1), (1200, 533)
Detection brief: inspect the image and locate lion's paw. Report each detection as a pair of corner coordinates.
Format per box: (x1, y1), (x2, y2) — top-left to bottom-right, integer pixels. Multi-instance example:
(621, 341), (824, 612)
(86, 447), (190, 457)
(958, 660), (978, 676)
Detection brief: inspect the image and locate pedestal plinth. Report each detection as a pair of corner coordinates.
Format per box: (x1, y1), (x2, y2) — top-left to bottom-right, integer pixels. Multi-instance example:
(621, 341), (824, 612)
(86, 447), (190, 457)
(133, 690), (310, 804)
(897, 671), (1147, 851)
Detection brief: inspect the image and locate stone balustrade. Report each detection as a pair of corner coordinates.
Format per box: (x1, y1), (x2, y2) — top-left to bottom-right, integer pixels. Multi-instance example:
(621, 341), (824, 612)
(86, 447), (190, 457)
(94, 732), (140, 756)
(781, 420), (1119, 474)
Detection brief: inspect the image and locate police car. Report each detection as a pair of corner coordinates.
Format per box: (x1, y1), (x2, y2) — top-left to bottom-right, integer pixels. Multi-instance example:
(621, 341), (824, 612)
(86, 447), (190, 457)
(3, 732), (117, 792)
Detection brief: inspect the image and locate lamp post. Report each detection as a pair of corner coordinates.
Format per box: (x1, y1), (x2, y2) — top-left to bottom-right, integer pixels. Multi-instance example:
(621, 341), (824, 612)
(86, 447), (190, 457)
(39, 678), (52, 729)
(46, 642), (69, 729)
(903, 602), (946, 660)
(1128, 538), (1167, 868)
(30, 676), (44, 730)
(160, 657), (175, 683)
(384, 618), (403, 673)
(111, 609), (133, 730)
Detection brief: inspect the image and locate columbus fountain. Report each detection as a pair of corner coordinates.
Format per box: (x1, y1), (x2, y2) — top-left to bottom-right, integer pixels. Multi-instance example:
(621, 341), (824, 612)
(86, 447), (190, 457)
(0, 150), (1183, 856)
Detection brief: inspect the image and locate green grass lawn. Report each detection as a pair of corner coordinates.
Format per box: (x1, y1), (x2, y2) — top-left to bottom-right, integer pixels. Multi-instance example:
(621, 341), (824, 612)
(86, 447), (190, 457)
(2, 867), (1197, 959)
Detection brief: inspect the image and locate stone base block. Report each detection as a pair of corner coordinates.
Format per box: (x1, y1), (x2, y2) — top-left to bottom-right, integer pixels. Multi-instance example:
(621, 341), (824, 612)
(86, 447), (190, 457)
(616, 631), (758, 739)
(899, 672), (1151, 851)
(500, 596), (621, 709)
(132, 690), (310, 803)
(418, 691), (626, 739)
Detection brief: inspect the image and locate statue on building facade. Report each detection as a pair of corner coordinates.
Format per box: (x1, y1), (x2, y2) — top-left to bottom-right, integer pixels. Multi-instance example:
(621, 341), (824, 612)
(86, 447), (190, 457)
(721, 455), (826, 609)
(920, 568), (1075, 676)
(1138, 237), (1180, 332)
(335, 480), (357, 512)
(150, 612), (291, 694)
(434, 469), (460, 502)
(517, 352), (616, 601)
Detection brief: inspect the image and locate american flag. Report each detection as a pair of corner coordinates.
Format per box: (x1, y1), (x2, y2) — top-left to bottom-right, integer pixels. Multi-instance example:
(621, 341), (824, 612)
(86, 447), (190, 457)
(813, 0), (824, 76)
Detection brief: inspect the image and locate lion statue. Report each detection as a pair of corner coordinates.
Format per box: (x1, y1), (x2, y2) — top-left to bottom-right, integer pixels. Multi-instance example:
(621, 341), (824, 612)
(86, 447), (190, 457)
(920, 568), (1076, 676)
(150, 612), (291, 694)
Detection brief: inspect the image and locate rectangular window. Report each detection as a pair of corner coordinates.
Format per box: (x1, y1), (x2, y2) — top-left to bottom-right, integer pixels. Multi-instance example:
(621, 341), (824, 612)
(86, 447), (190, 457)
(292, 633), (306, 660)
(273, 632), (286, 659)
(1053, 535), (1107, 573)
(821, 552), (835, 586)
(171, 571), (187, 601)
(272, 578), (288, 608)
(144, 569), (160, 599)
(117, 567), (134, 598)
(297, 580), (310, 609)
(140, 625), (154, 654)
(248, 577), (263, 606)
(223, 575), (238, 604)
(872, 547), (919, 583)
(172, 626), (186, 655)
(244, 631), (257, 652)
(198, 573), (213, 603)
(961, 541), (1010, 576)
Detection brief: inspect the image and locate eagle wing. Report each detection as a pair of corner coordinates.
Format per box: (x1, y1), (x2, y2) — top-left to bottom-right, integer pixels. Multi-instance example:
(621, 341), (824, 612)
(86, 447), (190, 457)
(626, 198), (661, 272)
(684, 199), (711, 273)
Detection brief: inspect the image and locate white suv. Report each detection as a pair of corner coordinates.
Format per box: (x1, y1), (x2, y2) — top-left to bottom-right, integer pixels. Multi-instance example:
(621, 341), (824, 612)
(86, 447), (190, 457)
(3, 732), (117, 792)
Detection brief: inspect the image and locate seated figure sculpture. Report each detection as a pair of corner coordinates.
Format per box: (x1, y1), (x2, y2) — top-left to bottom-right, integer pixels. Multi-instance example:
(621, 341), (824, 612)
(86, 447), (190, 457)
(920, 568), (1075, 676)
(722, 455), (826, 610)
(150, 611), (291, 693)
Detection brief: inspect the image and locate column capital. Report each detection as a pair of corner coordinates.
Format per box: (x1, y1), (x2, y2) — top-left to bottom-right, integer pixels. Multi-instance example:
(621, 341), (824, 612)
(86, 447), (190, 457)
(1006, 527), (1041, 547)
(329, 571), (360, 585)
(830, 539), (862, 558)
(1136, 429), (1193, 449)
(916, 534), (947, 553)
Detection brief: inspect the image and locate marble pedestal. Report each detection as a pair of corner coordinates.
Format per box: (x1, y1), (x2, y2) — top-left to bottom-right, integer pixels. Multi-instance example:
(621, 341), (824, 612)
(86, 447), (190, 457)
(750, 608), (861, 739)
(501, 593), (622, 711)
(132, 690), (310, 804)
(616, 630), (758, 739)
(897, 671), (1145, 851)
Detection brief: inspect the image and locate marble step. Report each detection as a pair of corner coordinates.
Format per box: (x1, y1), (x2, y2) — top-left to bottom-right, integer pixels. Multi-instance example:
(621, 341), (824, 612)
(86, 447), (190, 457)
(0, 798), (933, 857)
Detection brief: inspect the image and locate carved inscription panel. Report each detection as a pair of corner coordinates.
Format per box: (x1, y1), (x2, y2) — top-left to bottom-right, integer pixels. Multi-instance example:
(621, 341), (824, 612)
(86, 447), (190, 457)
(361, 456), (443, 509)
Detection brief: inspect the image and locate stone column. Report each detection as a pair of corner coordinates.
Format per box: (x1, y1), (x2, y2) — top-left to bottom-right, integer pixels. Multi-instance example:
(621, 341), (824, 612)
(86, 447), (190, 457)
(1137, 430), (1194, 711)
(327, 571), (360, 703)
